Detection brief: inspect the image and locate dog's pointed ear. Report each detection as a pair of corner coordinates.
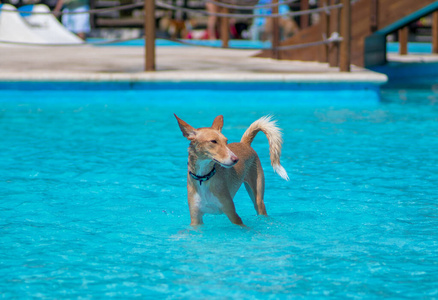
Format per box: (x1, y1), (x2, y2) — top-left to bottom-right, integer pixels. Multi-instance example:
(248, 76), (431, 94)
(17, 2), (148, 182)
(174, 114), (197, 140)
(211, 115), (223, 132)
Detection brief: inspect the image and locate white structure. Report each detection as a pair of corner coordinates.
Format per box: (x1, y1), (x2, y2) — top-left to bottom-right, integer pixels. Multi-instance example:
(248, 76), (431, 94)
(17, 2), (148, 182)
(0, 4), (83, 45)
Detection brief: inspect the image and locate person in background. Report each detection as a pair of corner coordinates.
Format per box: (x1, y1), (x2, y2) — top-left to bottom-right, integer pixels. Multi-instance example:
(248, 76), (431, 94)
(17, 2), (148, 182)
(250, 0), (298, 41)
(54, 0), (90, 40)
(205, 1), (218, 39)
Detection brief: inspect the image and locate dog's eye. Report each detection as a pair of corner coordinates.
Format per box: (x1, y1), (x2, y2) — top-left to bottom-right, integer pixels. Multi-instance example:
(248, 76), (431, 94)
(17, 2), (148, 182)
(210, 140), (217, 144)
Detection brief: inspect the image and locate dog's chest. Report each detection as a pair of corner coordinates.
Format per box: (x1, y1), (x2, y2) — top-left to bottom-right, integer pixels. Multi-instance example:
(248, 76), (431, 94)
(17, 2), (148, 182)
(193, 187), (223, 215)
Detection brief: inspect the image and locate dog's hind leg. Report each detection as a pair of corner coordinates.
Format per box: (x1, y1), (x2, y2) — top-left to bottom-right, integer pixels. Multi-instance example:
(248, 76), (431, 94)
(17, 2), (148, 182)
(244, 159), (267, 215)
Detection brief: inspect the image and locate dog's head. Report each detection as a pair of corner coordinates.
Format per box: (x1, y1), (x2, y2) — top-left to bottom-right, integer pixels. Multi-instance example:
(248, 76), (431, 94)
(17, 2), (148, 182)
(174, 114), (239, 168)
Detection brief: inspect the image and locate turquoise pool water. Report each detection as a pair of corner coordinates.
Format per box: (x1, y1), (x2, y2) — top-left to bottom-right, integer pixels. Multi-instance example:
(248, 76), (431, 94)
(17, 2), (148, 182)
(1, 82), (437, 298)
(92, 38), (434, 54)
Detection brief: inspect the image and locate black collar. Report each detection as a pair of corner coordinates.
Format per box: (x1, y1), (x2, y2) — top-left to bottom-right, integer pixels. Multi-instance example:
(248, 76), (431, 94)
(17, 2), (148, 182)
(189, 165), (216, 186)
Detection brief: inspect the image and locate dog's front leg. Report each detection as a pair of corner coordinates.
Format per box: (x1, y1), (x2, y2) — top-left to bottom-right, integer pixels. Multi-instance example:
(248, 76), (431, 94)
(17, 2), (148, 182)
(221, 197), (244, 226)
(189, 208), (204, 226)
(187, 186), (204, 226)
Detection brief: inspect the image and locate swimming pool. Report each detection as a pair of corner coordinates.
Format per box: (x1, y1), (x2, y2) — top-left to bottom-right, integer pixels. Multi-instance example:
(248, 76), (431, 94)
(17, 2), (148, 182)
(1, 81), (437, 298)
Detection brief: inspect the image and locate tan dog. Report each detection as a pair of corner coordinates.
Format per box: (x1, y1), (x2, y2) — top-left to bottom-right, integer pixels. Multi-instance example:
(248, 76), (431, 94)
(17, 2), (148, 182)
(175, 114), (289, 226)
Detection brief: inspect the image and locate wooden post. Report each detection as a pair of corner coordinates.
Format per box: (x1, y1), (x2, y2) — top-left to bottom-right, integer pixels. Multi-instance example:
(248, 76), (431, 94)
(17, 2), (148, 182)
(399, 26), (408, 55)
(300, 0), (309, 29)
(220, 7), (229, 48)
(145, 0), (155, 71)
(339, 0), (351, 72)
(321, 0), (330, 62)
(89, 0), (96, 29)
(328, 0), (340, 67)
(370, 0), (378, 32)
(271, 0), (280, 59)
(432, 11), (438, 54)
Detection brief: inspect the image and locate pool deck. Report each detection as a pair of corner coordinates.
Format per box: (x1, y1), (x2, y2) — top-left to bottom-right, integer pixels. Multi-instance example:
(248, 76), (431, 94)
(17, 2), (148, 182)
(387, 52), (438, 63)
(0, 45), (390, 84)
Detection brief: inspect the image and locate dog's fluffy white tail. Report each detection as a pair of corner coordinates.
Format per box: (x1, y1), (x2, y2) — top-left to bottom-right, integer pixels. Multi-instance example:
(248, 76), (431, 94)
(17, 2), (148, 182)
(240, 116), (289, 181)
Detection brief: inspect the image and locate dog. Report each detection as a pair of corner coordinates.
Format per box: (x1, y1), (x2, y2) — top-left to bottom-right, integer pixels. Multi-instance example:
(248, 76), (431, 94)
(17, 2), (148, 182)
(175, 114), (289, 226)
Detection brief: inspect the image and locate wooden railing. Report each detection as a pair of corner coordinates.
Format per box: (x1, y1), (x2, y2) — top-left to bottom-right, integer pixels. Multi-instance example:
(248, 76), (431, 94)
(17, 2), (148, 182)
(399, 10), (438, 56)
(143, 0), (353, 72)
(255, 0), (438, 68)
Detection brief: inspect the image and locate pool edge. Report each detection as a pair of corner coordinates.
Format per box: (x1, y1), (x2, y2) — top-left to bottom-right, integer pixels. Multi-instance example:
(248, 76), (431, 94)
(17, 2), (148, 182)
(0, 71), (388, 85)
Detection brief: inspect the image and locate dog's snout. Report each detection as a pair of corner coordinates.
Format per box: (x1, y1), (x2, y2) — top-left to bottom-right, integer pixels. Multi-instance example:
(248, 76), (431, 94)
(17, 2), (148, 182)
(231, 155), (239, 164)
